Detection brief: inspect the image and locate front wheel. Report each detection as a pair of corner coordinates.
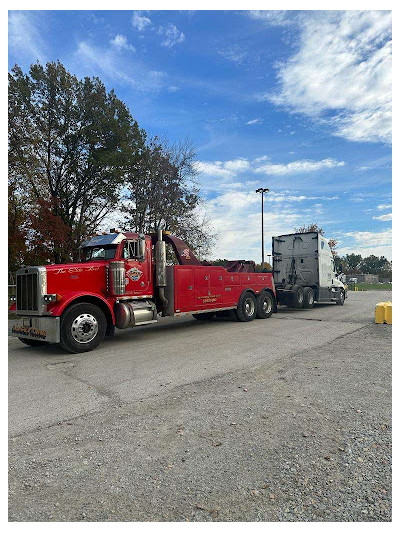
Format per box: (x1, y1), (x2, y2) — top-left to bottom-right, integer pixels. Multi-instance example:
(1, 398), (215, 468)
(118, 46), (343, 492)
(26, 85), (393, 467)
(60, 303), (107, 353)
(336, 289), (345, 306)
(235, 291), (256, 322)
(256, 291), (274, 319)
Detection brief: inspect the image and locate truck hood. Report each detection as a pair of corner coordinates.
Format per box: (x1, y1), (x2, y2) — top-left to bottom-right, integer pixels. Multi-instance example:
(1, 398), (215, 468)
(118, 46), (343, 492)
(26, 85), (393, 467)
(45, 261), (108, 273)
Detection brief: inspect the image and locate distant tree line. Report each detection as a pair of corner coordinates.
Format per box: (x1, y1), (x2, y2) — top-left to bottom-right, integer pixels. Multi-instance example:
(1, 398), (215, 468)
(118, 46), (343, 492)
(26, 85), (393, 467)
(8, 61), (214, 272)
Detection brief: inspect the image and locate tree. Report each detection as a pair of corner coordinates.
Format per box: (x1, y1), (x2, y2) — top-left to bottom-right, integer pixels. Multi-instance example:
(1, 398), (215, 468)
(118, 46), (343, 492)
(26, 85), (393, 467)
(294, 223), (338, 255)
(123, 136), (215, 258)
(359, 255), (391, 275)
(9, 61), (142, 264)
(8, 181), (28, 274)
(294, 223), (324, 235)
(345, 253), (362, 271)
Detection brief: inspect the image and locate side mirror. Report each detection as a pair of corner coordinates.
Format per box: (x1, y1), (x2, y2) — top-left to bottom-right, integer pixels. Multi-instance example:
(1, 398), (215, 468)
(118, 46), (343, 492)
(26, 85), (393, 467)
(138, 234), (146, 261)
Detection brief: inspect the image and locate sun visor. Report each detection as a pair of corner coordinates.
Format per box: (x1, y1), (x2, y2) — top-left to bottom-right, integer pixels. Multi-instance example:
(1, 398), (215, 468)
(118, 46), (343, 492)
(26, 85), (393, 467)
(80, 233), (126, 248)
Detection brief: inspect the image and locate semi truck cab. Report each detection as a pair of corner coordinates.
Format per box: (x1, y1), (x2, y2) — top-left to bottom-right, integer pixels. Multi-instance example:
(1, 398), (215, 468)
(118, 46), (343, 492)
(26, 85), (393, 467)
(272, 231), (346, 308)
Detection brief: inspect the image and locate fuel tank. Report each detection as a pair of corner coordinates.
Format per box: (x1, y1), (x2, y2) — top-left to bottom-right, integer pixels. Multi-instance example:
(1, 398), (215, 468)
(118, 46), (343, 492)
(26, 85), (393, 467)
(114, 300), (157, 328)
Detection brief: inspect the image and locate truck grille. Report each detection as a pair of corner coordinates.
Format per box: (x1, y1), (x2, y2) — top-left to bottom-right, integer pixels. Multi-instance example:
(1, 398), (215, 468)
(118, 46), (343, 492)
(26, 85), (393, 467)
(17, 272), (39, 311)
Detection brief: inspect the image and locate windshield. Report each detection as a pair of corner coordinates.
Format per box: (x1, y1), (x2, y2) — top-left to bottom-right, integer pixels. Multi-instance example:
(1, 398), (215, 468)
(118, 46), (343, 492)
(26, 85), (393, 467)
(79, 245), (117, 262)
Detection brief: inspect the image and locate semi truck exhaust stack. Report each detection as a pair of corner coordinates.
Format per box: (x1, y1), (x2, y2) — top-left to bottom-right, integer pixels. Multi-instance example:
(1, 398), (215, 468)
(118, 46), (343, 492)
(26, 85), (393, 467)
(155, 222), (168, 315)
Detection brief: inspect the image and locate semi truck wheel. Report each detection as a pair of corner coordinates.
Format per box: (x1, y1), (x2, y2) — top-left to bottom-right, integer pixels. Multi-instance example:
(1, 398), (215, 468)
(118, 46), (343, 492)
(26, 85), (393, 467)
(18, 338), (49, 347)
(302, 287), (315, 309)
(60, 303), (107, 353)
(235, 291), (256, 322)
(193, 312), (216, 321)
(256, 291), (274, 319)
(291, 285), (304, 308)
(336, 289), (345, 306)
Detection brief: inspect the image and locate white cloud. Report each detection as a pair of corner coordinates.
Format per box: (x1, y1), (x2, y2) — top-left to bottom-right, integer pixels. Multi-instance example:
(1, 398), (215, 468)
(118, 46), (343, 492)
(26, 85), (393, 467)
(202, 192), (303, 259)
(248, 10), (293, 27)
(158, 23), (185, 48)
(246, 118), (263, 126)
(373, 213), (392, 221)
(195, 158), (250, 180)
(110, 34), (135, 52)
(259, 11), (392, 144)
(132, 11), (152, 31)
(196, 155), (346, 194)
(378, 203), (391, 210)
(74, 41), (166, 93)
(167, 85), (180, 93)
(218, 45), (247, 65)
(340, 228), (392, 259)
(254, 158), (345, 176)
(8, 11), (46, 64)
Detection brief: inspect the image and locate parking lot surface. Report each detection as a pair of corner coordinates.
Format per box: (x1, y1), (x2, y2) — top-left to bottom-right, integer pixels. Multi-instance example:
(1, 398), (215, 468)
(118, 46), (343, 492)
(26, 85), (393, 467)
(9, 291), (391, 521)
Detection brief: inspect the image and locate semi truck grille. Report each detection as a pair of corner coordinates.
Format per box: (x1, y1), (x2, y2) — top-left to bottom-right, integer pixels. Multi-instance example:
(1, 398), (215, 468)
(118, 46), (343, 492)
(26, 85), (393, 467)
(17, 272), (39, 311)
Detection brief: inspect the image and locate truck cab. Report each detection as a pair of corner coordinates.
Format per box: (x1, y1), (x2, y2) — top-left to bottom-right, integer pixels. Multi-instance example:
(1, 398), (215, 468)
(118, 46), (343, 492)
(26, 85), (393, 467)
(272, 232), (346, 308)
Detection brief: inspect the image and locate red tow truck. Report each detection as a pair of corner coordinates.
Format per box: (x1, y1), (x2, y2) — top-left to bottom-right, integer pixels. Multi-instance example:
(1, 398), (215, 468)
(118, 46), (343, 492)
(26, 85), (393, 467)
(10, 225), (276, 353)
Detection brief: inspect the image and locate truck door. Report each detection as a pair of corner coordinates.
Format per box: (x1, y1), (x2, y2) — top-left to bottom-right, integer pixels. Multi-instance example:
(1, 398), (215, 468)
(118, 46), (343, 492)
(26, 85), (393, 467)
(122, 240), (152, 296)
(318, 238), (333, 299)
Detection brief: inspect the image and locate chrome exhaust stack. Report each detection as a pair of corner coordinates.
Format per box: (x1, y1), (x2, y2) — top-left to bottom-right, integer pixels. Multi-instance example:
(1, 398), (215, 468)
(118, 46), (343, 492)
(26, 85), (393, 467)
(155, 221), (168, 315)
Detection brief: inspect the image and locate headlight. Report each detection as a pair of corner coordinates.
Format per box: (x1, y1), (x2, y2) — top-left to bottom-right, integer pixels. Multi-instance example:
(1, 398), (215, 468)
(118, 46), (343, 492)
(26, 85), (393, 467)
(43, 294), (60, 303)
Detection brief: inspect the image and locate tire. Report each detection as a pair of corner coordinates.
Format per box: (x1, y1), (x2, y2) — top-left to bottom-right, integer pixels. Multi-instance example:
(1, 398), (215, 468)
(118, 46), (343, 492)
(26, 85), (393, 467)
(235, 291), (256, 322)
(336, 289), (345, 306)
(193, 312), (216, 321)
(291, 285), (304, 308)
(60, 303), (107, 353)
(302, 287), (315, 309)
(18, 338), (49, 347)
(256, 291), (274, 319)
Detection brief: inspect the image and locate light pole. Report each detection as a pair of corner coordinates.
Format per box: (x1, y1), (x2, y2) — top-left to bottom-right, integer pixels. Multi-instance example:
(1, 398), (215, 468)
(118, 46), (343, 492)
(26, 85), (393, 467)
(256, 187), (269, 270)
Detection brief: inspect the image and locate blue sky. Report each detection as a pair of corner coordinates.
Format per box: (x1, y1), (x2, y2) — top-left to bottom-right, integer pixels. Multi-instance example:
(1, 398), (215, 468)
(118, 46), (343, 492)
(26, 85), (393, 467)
(8, 10), (392, 260)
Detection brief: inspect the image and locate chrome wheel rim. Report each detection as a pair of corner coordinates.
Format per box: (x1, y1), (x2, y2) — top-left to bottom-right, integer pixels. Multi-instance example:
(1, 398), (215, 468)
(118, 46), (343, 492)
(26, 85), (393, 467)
(244, 297), (255, 317)
(308, 292), (314, 305)
(262, 296), (272, 314)
(71, 314), (98, 344)
(298, 291), (303, 304)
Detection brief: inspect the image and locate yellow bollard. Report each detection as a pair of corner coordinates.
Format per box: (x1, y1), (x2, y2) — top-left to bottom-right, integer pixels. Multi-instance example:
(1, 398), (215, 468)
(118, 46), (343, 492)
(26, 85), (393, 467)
(375, 302), (386, 323)
(375, 301), (392, 324)
(385, 302), (392, 325)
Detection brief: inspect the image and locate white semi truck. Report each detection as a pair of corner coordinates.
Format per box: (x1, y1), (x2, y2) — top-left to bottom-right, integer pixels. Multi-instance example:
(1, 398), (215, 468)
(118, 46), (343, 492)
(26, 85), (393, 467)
(272, 231), (346, 308)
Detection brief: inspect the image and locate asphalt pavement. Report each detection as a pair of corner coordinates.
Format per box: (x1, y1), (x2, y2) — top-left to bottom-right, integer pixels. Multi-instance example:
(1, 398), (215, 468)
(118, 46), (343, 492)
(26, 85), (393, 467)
(9, 291), (392, 521)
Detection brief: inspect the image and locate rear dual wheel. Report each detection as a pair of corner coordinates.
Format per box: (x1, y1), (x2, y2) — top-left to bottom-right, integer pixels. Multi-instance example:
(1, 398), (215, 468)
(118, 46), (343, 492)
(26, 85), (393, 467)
(302, 287), (315, 309)
(256, 291), (274, 319)
(235, 291), (257, 322)
(291, 285), (304, 308)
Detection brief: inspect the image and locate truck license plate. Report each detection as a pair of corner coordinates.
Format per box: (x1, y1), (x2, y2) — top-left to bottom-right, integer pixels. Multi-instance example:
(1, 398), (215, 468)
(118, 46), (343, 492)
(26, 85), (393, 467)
(23, 318), (32, 327)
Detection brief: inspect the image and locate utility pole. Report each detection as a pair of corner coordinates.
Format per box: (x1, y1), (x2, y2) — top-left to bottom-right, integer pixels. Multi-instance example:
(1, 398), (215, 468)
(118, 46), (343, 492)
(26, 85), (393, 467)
(256, 187), (269, 270)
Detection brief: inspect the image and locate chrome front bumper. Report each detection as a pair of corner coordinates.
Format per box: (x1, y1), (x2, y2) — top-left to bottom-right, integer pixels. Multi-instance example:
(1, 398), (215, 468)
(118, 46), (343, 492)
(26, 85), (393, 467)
(10, 316), (60, 343)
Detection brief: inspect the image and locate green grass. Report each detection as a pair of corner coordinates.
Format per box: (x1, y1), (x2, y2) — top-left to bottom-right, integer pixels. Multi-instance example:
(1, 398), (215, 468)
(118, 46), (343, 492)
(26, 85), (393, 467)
(348, 283), (392, 291)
